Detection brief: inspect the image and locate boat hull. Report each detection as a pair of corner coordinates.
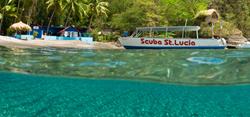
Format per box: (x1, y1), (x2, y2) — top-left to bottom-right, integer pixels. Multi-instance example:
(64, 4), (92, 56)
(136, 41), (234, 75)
(119, 37), (226, 49)
(236, 42), (250, 49)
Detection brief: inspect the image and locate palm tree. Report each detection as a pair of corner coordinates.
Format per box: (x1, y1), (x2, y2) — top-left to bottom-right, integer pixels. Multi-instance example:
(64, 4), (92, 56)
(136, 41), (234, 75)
(27, 0), (37, 25)
(0, 0), (16, 32)
(46, 0), (63, 34)
(87, 0), (109, 31)
(18, 0), (25, 21)
(14, 0), (21, 22)
(61, 0), (88, 27)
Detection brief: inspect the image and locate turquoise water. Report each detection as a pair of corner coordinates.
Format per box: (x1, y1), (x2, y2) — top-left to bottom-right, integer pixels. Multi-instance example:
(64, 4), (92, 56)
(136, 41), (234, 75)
(1, 46), (250, 116)
(1, 72), (250, 116)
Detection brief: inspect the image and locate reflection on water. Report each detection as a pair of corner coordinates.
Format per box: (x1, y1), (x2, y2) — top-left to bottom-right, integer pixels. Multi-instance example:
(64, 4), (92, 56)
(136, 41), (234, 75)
(79, 61), (127, 68)
(1, 46), (250, 85)
(47, 56), (63, 61)
(81, 51), (96, 57)
(226, 51), (250, 58)
(0, 57), (5, 64)
(187, 57), (225, 65)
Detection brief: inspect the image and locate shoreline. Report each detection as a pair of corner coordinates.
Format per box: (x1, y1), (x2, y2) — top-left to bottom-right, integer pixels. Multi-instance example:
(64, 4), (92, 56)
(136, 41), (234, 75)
(0, 36), (124, 49)
(0, 35), (248, 50)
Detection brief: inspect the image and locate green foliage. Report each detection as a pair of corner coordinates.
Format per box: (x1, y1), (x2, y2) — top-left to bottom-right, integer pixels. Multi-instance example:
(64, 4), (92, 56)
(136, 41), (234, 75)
(87, 0), (109, 31)
(96, 33), (119, 42)
(111, 0), (166, 31)
(33, 31), (38, 38)
(210, 0), (250, 37)
(199, 21), (239, 38)
(0, 0), (17, 34)
(61, 0), (88, 20)
(0, 3), (17, 18)
(160, 0), (210, 25)
(0, 0), (250, 40)
(6, 27), (15, 36)
(110, 0), (210, 32)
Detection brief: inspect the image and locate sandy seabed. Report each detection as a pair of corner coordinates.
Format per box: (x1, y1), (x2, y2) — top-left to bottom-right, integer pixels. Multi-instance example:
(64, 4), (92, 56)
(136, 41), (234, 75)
(0, 36), (124, 49)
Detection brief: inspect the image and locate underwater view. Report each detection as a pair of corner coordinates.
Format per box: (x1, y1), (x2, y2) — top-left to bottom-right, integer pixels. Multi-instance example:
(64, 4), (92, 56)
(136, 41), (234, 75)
(1, 46), (250, 116)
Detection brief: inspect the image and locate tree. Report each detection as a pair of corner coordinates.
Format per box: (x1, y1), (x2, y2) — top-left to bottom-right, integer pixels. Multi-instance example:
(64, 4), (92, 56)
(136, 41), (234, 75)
(46, 0), (63, 34)
(160, 0), (210, 25)
(14, 0), (21, 22)
(0, 0), (249, 38)
(111, 0), (165, 31)
(61, 0), (88, 27)
(0, 0), (17, 32)
(87, 0), (109, 31)
(26, 0), (38, 25)
(209, 0), (250, 37)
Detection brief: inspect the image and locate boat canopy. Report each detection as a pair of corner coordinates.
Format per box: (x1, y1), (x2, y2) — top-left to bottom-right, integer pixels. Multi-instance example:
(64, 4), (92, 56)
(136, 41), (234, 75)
(136, 26), (200, 32)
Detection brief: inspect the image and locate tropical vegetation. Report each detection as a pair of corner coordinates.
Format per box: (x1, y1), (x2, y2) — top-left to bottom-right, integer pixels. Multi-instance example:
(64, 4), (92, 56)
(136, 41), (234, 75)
(0, 0), (249, 41)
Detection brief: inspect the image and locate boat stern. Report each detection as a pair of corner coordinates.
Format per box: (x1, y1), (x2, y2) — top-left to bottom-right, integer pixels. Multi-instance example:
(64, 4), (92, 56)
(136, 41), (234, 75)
(118, 37), (136, 47)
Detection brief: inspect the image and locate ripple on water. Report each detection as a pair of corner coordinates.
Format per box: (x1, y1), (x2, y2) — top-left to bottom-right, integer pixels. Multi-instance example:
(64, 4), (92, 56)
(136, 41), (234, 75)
(79, 62), (101, 67)
(79, 61), (127, 68)
(47, 56), (63, 61)
(81, 51), (96, 57)
(0, 58), (5, 65)
(190, 51), (200, 56)
(27, 60), (39, 63)
(67, 63), (76, 67)
(19, 63), (32, 68)
(187, 57), (225, 65)
(226, 51), (250, 58)
(105, 61), (127, 68)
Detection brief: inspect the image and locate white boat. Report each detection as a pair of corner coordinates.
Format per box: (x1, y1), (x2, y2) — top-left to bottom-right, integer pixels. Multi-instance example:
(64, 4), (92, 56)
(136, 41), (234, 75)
(119, 26), (227, 49)
(236, 42), (250, 49)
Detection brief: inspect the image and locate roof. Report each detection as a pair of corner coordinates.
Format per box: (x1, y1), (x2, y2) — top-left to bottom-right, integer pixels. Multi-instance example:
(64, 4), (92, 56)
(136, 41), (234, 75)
(195, 9), (219, 18)
(10, 21), (32, 31)
(136, 26), (200, 32)
(59, 26), (79, 33)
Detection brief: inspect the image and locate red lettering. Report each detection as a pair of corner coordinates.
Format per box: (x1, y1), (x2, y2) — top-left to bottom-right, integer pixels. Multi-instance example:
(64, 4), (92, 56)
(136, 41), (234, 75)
(184, 41), (189, 45)
(175, 40), (179, 45)
(158, 41), (162, 45)
(141, 39), (196, 46)
(154, 40), (157, 44)
(164, 40), (168, 45)
(141, 39), (163, 45)
(149, 40), (153, 44)
(141, 38), (145, 44)
(191, 41), (196, 46)
(172, 40), (196, 46)
(164, 40), (174, 45)
(169, 40), (173, 45)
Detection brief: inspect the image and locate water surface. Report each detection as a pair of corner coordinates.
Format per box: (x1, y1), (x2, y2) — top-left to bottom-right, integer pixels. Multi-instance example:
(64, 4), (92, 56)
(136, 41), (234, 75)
(0, 46), (250, 85)
(1, 46), (250, 116)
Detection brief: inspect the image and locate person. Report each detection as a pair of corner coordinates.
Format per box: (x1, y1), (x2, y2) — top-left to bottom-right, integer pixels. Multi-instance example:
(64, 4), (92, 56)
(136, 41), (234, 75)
(123, 31), (129, 37)
(42, 33), (47, 40)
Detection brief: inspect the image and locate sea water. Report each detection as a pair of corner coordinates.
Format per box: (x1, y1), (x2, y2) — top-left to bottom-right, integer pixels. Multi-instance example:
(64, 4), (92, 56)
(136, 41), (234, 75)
(0, 46), (250, 116)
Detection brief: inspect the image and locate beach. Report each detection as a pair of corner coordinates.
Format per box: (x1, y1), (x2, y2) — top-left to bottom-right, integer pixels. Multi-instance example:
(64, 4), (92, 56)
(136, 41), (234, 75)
(0, 36), (124, 49)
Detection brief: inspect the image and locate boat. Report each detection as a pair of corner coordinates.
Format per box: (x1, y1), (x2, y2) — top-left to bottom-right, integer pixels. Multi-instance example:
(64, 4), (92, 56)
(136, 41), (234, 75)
(119, 26), (227, 49)
(236, 42), (250, 49)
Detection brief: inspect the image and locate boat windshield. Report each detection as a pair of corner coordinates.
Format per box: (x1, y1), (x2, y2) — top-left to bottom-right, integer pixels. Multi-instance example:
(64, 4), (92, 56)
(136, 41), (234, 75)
(132, 26), (200, 39)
